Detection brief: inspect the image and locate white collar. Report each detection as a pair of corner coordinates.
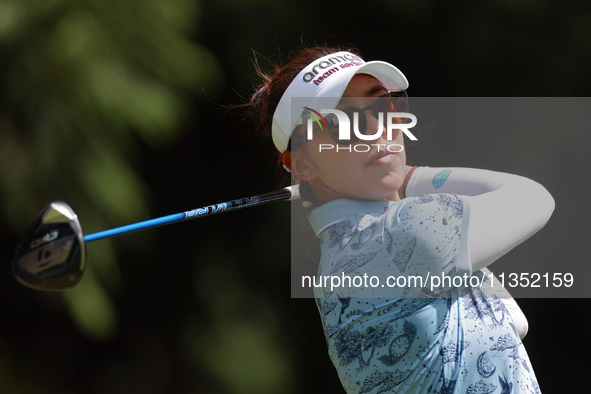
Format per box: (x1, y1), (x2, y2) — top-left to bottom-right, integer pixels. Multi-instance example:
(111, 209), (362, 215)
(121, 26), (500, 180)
(307, 198), (392, 236)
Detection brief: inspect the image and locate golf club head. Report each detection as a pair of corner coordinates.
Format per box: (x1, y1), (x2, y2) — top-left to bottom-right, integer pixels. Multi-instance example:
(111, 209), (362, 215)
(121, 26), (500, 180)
(12, 201), (86, 291)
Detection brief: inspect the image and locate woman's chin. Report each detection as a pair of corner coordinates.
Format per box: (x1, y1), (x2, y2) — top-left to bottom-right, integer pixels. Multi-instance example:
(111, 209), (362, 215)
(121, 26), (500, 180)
(358, 184), (403, 201)
(377, 175), (404, 193)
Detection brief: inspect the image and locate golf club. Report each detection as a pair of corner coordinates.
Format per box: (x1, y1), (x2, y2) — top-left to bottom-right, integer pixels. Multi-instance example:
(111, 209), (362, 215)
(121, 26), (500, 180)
(12, 185), (299, 291)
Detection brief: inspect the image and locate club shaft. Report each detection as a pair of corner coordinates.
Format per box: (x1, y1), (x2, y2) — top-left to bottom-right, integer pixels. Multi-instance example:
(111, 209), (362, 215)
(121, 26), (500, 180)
(83, 187), (294, 243)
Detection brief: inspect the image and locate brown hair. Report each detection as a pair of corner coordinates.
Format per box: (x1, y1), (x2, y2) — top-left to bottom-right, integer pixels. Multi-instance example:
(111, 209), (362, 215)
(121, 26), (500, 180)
(243, 45), (362, 202)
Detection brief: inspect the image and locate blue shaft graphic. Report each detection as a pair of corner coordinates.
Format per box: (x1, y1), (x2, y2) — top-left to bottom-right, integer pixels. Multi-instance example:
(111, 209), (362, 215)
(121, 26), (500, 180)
(83, 187), (293, 243)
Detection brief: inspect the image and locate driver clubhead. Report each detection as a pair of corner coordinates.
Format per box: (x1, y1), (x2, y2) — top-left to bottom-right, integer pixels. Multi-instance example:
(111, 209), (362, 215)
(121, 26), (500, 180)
(12, 201), (86, 291)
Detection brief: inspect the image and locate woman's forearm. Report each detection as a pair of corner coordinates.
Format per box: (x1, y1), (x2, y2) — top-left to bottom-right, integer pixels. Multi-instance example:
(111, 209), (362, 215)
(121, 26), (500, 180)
(405, 166), (534, 197)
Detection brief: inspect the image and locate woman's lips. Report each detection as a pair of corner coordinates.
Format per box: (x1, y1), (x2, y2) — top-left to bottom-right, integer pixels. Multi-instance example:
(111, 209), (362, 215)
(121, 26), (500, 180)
(368, 151), (397, 165)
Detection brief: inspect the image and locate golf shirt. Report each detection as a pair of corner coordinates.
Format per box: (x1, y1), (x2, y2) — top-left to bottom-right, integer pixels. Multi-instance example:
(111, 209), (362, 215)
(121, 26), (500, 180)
(308, 194), (540, 393)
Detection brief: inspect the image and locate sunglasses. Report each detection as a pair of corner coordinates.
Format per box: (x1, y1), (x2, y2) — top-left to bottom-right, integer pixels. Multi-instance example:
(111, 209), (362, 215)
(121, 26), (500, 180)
(292, 91), (409, 150)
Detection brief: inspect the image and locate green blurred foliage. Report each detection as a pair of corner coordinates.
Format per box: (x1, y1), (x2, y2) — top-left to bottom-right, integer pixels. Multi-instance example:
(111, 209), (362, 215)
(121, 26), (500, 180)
(0, 0), (221, 338)
(188, 242), (294, 394)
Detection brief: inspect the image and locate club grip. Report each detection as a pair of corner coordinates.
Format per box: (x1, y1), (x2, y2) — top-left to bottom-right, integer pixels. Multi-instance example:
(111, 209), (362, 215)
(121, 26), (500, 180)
(284, 185), (300, 200)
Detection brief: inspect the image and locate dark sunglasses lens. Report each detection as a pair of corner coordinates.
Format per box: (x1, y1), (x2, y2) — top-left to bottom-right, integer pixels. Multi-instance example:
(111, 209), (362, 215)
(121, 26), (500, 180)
(327, 92), (408, 145)
(326, 114), (338, 129)
(346, 108), (366, 142)
(376, 93), (408, 113)
(395, 94), (409, 113)
(327, 109), (363, 144)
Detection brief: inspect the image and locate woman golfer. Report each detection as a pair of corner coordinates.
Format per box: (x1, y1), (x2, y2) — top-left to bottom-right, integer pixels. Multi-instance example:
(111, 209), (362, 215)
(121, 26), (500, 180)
(245, 46), (554, 393)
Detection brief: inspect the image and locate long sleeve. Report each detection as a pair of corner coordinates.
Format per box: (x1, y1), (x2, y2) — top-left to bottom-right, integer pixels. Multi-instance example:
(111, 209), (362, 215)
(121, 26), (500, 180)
(405, 167), (555, 272)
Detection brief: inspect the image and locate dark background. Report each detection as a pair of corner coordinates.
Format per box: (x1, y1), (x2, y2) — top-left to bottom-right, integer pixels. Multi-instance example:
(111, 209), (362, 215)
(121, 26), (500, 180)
(0, 0), (589, 393)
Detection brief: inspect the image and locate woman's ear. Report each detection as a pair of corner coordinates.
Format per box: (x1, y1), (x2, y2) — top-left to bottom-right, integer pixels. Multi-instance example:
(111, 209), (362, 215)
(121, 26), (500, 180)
(290, 149), (314, 181)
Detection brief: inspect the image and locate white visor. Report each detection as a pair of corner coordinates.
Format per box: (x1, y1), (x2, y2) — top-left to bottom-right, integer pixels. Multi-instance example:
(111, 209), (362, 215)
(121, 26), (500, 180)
(271, 51), (409, 153)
